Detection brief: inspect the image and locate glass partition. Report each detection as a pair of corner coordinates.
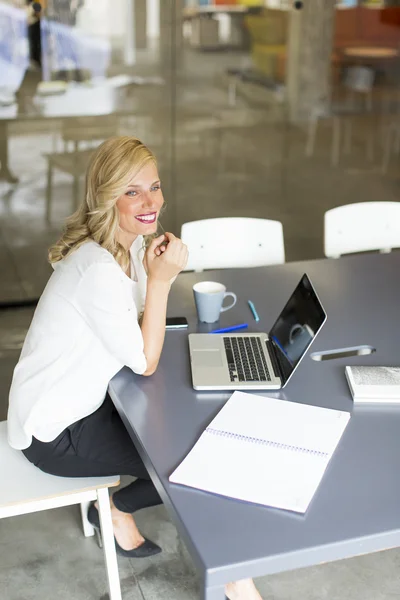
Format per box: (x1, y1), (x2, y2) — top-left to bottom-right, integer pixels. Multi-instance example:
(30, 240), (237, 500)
(0, 0), (175, 304)
(1, 0), (399, 298)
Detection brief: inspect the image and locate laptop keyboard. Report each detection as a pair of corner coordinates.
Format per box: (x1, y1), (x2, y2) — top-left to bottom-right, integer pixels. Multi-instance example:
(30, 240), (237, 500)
(223, 337), (272, 383)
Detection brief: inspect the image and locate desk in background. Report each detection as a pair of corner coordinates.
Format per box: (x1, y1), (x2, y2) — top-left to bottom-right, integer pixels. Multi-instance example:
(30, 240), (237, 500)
(341, 46), (399, 78)
(109, 252), (400, 600)
(184, 4), (249, 50)
(0, 78), (161, 183)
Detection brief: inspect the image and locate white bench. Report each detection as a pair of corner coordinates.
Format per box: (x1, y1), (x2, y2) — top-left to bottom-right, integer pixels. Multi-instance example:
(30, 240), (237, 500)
(0, 421), (122, 600)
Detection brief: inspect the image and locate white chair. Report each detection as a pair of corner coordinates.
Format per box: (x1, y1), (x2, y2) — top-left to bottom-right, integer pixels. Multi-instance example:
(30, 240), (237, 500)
(324, 202), (400, 259)
(181, 217), (285, 271)
(0, 421), (122, 600)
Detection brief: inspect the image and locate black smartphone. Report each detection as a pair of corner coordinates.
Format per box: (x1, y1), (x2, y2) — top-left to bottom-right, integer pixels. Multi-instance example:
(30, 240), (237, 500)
(166, 317), (188, 330)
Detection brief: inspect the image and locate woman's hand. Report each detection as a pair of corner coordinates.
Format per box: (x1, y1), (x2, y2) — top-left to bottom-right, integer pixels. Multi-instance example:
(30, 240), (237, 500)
(154, 239), (168, 257)
(144, 233), (188, 283)
(140, 233), (188, 376)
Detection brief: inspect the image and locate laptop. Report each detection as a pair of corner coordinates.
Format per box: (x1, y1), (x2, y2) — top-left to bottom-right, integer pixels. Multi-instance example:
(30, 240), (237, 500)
(189, 274), (326, 391)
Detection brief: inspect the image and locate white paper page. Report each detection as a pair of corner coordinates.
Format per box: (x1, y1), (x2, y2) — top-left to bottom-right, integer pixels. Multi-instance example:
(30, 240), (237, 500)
(169, 393), (350, 512)
(208, 392), (350, 455)
(170, 430), (330, 513)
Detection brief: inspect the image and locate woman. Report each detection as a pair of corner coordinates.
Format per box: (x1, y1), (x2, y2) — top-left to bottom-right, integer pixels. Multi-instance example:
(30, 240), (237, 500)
(26, 1), (43, 69)
(7, 136), (262, 600)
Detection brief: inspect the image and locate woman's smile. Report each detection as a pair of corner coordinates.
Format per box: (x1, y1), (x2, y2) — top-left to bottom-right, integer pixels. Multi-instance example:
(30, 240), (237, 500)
(134, 212), (158, 224)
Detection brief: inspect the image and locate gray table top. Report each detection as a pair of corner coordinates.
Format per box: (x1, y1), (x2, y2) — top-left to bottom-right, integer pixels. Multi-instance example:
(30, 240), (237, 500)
(0, 87), (219, 123)
(0, 89), (139, 122)
(109, 252), (400, 586)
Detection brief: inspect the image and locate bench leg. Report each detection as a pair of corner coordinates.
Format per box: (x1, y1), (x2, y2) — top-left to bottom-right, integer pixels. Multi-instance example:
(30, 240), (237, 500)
(80, 501), (95, 537)
(97, 488), (122, 600)
(0, 122), (19, 183)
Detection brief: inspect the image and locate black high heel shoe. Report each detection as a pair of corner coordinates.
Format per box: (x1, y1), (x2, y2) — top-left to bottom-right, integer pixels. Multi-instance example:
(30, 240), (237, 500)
(87, 502), (162, 558)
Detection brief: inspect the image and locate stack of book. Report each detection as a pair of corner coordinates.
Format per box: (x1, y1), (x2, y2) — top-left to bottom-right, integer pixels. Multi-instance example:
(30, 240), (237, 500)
(345, 366), (400, 404)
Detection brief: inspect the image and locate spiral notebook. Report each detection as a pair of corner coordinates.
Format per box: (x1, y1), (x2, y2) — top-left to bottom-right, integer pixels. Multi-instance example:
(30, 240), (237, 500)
(169, 391), (350, 513)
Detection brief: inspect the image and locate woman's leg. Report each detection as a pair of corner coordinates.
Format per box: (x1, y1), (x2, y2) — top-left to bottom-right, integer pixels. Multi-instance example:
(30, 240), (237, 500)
(225, 580), (262, 600)
(23, 394), (162, 549)
(64, 394), (162, 514)
(23, 396), (262, 593)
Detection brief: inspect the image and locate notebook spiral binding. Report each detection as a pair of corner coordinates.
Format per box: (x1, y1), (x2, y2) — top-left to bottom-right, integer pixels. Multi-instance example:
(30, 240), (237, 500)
(206, 427), (328, 458)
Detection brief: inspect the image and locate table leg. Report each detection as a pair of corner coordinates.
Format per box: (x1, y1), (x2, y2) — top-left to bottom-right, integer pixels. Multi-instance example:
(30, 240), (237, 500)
(331, 116), (341, 167)
(305, 116), (318, 157)
(344, 120), (352, 155)
(202, 584), (226, 600)
(366, 119), (374, 163)
(228, 78), (237, 107)
(217, 128), (226, 175)
(0, 122), (19, 183)
(395, 126), (400, 155)
(382, 122), (395, 174)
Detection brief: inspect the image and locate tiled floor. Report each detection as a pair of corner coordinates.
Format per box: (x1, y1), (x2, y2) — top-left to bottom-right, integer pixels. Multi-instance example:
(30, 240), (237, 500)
(1, 43), (400, 599)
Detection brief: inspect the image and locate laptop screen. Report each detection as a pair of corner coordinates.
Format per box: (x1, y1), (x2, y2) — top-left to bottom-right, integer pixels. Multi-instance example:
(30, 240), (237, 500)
(269, 274), (326, 383)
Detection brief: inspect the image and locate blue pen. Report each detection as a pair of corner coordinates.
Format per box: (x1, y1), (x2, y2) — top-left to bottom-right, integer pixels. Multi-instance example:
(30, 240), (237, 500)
(248, 300), (260, 322)
(210, 323), (248, 334)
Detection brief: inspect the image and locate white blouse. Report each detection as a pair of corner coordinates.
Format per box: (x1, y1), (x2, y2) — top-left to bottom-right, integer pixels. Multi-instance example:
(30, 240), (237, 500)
(7, 237), (148, 450)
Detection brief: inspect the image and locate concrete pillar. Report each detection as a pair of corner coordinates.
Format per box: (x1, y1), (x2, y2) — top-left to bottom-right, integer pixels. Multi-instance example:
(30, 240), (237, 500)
(286, 0), (336, 123)
(156, 1), (185, 233)
(135, 0), (147, 49)
(124, 0), (136, 65)
(159, 0), (183, 70)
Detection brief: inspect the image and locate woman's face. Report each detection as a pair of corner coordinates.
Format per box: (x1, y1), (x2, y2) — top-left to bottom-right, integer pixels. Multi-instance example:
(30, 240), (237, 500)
(116, 161), (164, 240)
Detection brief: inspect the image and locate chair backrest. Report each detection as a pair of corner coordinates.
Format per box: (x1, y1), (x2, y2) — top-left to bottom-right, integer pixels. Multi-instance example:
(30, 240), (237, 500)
(324, 202), (400, 258)
(181, 217), (285, 271)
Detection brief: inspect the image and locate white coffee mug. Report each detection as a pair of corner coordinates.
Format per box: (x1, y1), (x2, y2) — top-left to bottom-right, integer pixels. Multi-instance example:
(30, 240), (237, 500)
(193, 281), (237, 324)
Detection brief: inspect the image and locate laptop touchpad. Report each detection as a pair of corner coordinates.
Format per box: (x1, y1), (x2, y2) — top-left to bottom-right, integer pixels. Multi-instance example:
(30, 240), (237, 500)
(193, 350), (223, 368)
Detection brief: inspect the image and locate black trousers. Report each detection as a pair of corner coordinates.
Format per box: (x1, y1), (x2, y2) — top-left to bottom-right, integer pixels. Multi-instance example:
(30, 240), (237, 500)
(28, 21), (42, 67)
(23, 394), (162, 514)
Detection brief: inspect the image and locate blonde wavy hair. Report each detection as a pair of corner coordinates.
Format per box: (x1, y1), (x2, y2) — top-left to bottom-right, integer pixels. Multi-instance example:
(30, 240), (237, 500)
(48, 136), (157, 272)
